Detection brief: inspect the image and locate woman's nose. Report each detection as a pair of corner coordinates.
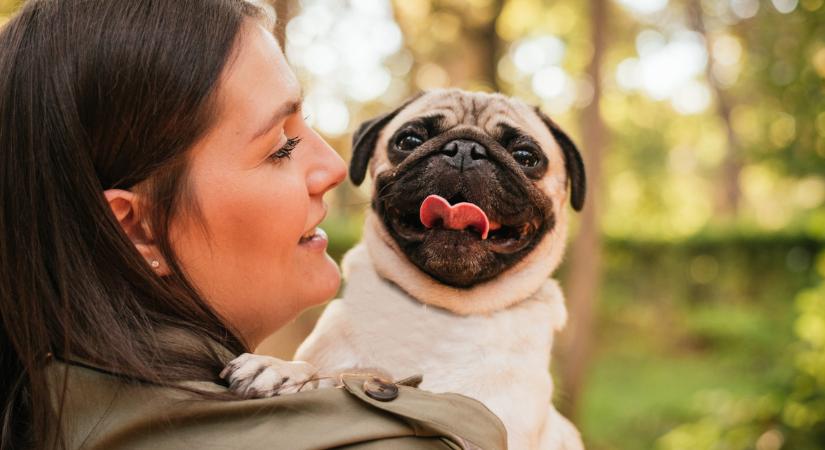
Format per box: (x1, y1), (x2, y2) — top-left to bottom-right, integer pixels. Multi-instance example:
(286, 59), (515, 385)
(307, 132), (347, 196)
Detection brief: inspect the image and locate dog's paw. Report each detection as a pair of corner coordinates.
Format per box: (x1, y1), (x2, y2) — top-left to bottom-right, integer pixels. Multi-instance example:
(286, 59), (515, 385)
(220, 353), (320, 398)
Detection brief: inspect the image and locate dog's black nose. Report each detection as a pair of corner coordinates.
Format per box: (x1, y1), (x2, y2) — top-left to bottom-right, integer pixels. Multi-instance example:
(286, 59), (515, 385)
(441, 139), (488, 170)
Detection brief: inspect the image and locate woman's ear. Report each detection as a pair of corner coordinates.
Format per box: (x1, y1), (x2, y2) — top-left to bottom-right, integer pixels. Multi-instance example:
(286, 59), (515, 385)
(103, 189), (170, 275)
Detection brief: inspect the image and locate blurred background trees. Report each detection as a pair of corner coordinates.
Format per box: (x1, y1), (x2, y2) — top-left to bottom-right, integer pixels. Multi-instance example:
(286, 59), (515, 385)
(265, 1), (824, 448)
(3, 0), (822, 448)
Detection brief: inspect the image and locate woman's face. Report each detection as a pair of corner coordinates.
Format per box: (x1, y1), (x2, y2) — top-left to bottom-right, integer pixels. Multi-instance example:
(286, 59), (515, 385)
(169, 21), (346, 349)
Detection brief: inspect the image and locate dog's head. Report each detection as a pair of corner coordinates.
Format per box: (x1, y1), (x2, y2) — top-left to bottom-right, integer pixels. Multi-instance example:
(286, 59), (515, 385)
(349, 89), (585, 309)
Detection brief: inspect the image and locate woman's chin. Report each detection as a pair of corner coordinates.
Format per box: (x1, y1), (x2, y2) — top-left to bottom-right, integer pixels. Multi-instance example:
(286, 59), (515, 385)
(304, 253), (342, 305)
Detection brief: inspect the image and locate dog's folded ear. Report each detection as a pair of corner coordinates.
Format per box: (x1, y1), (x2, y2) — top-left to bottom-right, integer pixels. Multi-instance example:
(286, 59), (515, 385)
(533, 107), (586, 212)
(350, 92), (424, 186)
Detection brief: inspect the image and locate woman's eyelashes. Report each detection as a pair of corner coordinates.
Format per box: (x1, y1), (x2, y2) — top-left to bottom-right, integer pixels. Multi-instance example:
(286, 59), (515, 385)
(269, 136), (302, 162)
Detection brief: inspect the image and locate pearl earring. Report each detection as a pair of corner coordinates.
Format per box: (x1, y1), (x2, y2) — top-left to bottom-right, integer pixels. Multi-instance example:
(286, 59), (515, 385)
(150, 260), (160, 269)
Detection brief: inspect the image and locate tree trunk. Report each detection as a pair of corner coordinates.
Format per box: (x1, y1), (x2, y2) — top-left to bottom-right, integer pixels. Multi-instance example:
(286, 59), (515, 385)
(559, 0), (608, 421)
(687, 0), (743, 215)
(436, 1), (503, 90)
(473, 0), (504, 90)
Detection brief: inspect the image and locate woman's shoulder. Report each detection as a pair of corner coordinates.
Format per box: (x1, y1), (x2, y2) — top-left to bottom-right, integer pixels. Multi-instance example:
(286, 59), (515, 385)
(51, 360), (506, 450)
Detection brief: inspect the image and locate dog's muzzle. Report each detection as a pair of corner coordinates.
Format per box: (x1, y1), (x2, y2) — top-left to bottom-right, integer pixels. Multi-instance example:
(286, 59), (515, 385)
(440, 139), (489, 171)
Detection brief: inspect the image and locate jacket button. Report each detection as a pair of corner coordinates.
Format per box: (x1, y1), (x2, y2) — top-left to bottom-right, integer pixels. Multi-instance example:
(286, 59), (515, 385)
(363, 377), (399, 402)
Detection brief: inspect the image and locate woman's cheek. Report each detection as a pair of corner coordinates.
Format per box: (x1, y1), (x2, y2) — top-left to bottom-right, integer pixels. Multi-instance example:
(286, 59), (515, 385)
(215, 174), (307, 253)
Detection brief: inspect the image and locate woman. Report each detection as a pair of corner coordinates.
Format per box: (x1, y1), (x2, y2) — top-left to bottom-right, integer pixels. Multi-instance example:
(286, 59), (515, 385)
(0, 1), (506, 449)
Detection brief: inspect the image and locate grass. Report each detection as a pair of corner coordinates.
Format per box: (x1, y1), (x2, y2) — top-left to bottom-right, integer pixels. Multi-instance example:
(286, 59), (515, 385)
(580, 329), (789, 450)
(576, 238), (810, 450)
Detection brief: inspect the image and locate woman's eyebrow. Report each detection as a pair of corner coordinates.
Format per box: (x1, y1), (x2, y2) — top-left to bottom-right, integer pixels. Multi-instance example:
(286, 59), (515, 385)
(250, 96), (303, 142)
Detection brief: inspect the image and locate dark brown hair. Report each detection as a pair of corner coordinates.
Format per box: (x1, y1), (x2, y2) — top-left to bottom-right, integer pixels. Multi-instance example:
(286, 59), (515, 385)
(0, 1), (271, 448)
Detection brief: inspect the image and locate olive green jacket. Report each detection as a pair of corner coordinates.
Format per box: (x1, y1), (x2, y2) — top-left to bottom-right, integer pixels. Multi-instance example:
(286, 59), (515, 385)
(49, 360), (507, 450)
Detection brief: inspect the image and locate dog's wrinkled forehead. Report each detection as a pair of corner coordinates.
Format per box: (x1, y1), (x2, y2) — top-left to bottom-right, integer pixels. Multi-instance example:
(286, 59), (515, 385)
(387, 89), (554, 146)
(371, 89), (567, 198)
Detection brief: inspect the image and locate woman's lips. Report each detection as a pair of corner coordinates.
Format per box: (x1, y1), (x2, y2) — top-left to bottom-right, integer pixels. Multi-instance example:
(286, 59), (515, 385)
(298, 227), (328, 251)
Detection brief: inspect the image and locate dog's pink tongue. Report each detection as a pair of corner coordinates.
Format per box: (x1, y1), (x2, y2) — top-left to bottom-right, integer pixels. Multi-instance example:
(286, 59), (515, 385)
(420, 194), (491, 239)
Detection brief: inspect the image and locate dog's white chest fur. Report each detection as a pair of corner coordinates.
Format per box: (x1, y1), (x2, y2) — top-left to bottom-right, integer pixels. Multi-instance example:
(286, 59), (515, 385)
(296, 244), (582, 450)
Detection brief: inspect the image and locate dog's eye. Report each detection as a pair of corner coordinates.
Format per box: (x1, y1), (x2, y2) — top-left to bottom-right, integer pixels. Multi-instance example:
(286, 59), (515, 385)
(396, 133), (425, 152)
(512, 149), (540, 168)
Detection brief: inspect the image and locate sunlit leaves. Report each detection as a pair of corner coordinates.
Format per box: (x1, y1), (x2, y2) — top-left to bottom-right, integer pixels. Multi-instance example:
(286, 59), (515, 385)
(286, 0), (404, 135)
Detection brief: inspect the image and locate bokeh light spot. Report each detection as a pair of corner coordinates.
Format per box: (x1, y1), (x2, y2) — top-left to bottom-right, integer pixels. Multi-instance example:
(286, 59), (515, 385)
(532, 67), (567, 99)
(285, 0), (404, 135)
(415, 63), (450, 89)
(812, 47), (825, 78)
(690, 255), (719, 284)
(755, 429), (784, 450)
(616, 0), (669, 15)
(618, 30), (708, 113)
(730, 0), (760, 18)
(712, 35), (742, 66)
(770, 113), (797, 148)
(512, 36), (566, 74)
(315, 99), (350, 136)
(671, 80), (712, 115)
(786, 247), (812, 273)
(772, 0), (800, 13)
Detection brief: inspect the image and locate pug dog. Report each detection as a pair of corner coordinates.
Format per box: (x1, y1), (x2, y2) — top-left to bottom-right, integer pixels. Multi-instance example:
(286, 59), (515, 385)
(222, 89), (586, 450)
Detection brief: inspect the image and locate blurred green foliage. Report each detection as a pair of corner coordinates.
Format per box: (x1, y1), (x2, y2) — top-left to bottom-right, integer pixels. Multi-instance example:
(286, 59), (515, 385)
(656, 251), (825, 450)
(581, 234), (821, 449)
